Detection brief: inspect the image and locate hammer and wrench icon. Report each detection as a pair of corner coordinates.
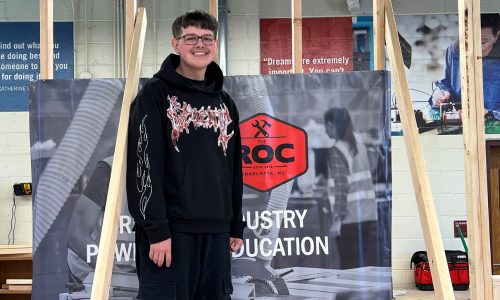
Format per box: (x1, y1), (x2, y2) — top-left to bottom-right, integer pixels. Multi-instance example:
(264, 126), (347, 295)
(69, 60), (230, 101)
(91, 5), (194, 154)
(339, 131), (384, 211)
(253, 120), (272, 138)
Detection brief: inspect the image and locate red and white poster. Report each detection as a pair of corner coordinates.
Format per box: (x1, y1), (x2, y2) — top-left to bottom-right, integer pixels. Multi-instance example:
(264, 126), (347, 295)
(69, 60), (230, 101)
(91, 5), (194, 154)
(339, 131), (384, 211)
(260, 17), (354, 74)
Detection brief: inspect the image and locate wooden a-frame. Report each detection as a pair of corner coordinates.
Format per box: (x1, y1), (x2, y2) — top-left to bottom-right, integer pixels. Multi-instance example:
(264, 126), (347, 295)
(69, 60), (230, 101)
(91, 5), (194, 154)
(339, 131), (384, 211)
(458, 0), (493, 298)
(90, 7), (147, 300)
(32, 1), (491, 299)
(383, 0), (455, 298)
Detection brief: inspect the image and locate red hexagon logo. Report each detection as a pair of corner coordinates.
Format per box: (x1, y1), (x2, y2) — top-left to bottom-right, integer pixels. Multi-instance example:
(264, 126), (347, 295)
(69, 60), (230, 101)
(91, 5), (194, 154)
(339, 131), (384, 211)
(240, 113), (308, 192)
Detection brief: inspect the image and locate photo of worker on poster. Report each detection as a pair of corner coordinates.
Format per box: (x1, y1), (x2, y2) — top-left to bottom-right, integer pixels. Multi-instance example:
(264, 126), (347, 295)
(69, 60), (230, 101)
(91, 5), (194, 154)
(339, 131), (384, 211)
(30, 71), (391, 299)
(391, 13), (500, 135)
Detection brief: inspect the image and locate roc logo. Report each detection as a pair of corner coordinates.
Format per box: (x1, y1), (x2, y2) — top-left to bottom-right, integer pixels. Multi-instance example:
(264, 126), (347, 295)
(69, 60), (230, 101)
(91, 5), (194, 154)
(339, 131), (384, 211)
(240, 113), (308, 192)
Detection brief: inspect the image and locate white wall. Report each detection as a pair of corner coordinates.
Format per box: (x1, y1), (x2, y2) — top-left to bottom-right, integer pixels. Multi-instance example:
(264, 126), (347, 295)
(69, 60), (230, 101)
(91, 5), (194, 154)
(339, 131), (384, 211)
(391, 135), (468, 288)
(1, 0), (500, 289)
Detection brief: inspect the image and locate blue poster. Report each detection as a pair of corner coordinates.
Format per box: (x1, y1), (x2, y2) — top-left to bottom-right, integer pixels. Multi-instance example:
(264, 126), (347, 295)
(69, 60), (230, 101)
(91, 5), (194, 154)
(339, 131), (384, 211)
(0, 22), (74, 111)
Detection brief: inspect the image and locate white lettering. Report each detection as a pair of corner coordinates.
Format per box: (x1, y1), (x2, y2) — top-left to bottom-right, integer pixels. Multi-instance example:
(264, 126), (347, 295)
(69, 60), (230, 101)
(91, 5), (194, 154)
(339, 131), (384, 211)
(87, 244), (98, 263)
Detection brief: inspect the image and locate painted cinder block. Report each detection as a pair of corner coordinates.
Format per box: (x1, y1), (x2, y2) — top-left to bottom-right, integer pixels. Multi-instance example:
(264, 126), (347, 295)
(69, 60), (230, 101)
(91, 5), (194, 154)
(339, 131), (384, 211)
(247, 61), (260, 75)
(392, 258), (410, 271)
(229, 15), (249, 38)
(6, 133), (30, 147)
(227, 61), (249, 76)
(228, 0), (259, 15)
(391, 149), (409, 172)
(392, 216), (424, 240)
(392, 193), (419, 217)
(392, 270), (408, 286)
(311, 0), (350, 17)
(434, 193), (466, 216)
(392, 239), (426, 260)
(0, 113), (29, 133)
(439, 149), (465, 171)
(153, 19), (177, 42)
(0, 221), (13, 244)
(267, 0), (292, 18)
(86, 65), (114, 78)
(75, 1), (114, 22)
(422, 149), (441, 172)
(247, 15), (260, 37)
(153, 0), (181, 20)
(87, 43), (114, 66)
(0, 155), (31, 178)
(228, 37), (260, 62)
(392, 171), (414, 194)
(75, 21), (114, 43)
(0, 179), (15, 201)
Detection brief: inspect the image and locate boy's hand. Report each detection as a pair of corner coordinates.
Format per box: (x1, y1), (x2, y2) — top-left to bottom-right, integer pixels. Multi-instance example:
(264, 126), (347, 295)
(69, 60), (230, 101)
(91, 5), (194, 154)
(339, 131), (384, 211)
(432, 90), (450, 107)
(230, 237), (243, 252)
(150, 238), (172, 267)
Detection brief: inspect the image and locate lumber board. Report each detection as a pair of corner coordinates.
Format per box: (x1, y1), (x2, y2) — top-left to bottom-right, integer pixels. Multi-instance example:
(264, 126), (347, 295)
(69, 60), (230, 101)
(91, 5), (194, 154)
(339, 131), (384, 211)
(5, 279), (32, 285)
(40, 0), (53, 79)
(0, 254), (32, 261)
(384, 0), (455, 299)
(373, 0), (385, 70)
(291, 0), (302, 74)
(90, 7), (147, 300)
(126, 0), (137, 69)
(8, 285), (32, 291)
(0, 248), (31, 256)
(210, 0), (219, 64)
(458, 0), (493, 298)
(0, 245), (32, 249)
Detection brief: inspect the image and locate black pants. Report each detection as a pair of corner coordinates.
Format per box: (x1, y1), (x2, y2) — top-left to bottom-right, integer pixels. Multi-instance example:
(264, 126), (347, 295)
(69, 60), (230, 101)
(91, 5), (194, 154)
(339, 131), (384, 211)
(336, 221), (378, 270)
(135, 227), (233, 300)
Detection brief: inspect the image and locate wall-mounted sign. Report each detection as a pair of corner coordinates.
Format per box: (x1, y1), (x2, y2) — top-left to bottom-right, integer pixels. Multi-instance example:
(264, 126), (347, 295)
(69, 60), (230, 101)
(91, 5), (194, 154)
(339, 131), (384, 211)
(0, 22), (74, 111)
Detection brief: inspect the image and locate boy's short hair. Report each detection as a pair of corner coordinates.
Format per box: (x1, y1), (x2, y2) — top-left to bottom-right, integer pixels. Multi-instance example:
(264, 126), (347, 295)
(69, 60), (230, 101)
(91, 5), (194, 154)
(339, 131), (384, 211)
(172, 10), (220, 39)
(481, 13), (500, 35)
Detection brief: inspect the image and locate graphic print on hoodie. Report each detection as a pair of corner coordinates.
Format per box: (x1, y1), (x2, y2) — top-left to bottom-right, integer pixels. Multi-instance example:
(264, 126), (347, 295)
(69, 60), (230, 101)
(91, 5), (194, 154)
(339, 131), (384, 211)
(165, 95), (235, 155)
(126, 54), (246, 244)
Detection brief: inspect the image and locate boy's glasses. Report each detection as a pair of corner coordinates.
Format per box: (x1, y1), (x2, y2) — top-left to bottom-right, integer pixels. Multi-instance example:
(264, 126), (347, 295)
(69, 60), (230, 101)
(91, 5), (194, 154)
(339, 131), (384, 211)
(177, 34), (216, 45)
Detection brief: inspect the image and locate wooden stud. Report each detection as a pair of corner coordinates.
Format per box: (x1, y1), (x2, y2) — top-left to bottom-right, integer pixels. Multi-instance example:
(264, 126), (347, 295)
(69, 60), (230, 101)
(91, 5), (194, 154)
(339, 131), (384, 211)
(210, 0), (219, 64)
(126, 0), (137, 69)
(90, 7), (147, 300)
(373, 0), (385, 70)
(458, 0), (493, 298)
(40, 0), (53, 79)
(384, 0), (455, 299)
(210, 0), (218, 21)
(291, 0), (302, 74)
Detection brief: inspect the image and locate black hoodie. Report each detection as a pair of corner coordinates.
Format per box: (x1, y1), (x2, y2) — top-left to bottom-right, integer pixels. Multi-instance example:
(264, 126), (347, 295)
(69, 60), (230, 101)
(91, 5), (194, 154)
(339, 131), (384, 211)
(126, 54), (246, 244)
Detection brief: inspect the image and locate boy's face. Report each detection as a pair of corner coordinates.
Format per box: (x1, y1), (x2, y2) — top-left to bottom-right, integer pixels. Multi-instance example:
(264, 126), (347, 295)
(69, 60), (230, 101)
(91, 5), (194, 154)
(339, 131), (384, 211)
(481, 27), (500, 57)
(171, 26), (218, 72)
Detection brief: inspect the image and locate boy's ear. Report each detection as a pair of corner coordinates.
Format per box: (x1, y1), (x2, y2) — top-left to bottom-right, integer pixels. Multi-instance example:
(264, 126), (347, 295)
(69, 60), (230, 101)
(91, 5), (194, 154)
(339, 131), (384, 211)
(171, 38), (181, 54)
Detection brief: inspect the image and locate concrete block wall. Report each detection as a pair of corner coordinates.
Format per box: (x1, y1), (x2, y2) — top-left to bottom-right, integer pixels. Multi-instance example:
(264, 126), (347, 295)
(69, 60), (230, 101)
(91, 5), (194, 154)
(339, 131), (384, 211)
(0, 112), (32, 245)
(227, 0), (261, 75)
(391, 135), (468, 288)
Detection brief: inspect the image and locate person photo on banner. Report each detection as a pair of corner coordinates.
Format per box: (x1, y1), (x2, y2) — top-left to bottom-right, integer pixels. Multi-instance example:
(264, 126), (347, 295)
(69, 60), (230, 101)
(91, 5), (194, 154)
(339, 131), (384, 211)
(429, 13), (500, 113)
(66, 156), (137, 297)
(324, 107), (378, 270)
(126, 10), (245, 300)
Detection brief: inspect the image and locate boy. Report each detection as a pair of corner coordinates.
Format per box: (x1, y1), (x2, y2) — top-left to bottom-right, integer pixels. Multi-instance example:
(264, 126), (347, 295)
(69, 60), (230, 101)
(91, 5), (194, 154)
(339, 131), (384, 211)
(126, 10), (246, 300)
(430, 13), (500, 111)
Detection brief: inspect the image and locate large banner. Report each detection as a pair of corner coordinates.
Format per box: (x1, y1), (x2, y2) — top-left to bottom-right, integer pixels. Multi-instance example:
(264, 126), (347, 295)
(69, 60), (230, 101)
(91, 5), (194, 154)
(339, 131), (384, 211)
(0, 22), (74, 111)
(260, 16), (375, 74)
(391, 13), (500, 135)
(30, 72), (391, 299)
